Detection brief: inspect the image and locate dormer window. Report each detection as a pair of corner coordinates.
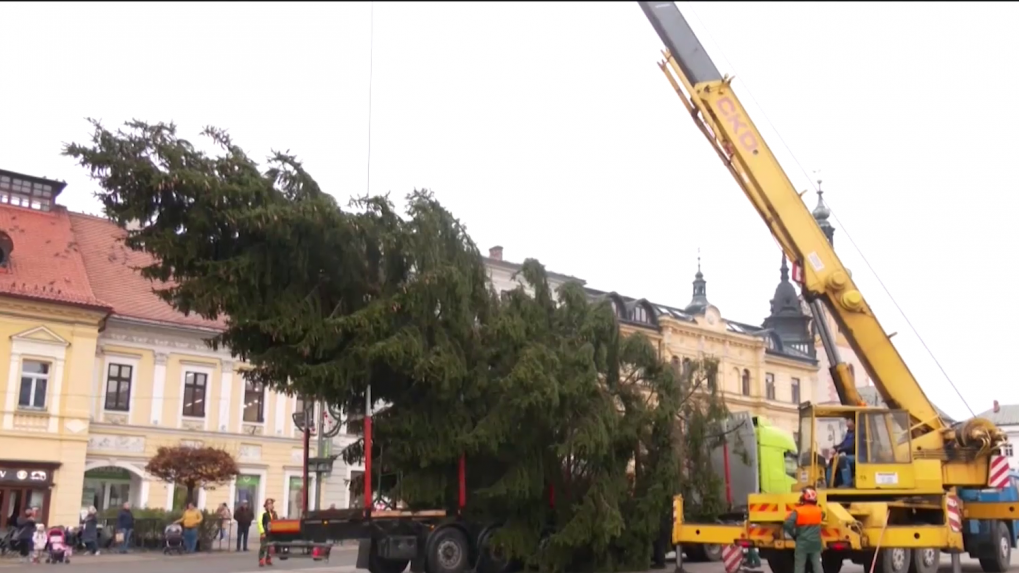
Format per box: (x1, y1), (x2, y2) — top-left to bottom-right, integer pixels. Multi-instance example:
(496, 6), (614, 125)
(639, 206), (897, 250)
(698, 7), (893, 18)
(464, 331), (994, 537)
(0, 170), (65, 212)
(630, 305), (648, 323)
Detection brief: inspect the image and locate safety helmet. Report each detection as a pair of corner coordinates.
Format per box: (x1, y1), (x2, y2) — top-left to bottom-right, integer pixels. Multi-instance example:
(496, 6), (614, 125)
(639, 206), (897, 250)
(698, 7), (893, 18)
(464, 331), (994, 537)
(802, 487), (818, 503)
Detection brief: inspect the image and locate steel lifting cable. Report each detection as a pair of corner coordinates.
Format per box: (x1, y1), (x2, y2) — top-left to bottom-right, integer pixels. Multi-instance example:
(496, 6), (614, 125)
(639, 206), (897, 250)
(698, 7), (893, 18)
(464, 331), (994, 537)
(682, 5), (974, 417)
(365, 1), (376, 196)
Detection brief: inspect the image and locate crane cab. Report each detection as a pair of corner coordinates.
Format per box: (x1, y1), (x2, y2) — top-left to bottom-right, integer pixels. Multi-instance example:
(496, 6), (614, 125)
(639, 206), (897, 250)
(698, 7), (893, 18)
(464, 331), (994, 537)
(797, 403), (925, 493)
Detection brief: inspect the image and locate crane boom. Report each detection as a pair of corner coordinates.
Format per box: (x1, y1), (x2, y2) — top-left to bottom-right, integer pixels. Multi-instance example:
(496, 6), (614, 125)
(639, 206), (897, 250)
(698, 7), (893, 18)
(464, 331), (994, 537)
(637, 1), (949, 442)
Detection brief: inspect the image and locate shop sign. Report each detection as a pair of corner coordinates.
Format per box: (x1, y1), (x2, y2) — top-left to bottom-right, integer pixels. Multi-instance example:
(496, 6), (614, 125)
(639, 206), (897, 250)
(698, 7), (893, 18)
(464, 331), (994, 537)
(0, 467), (52, 485)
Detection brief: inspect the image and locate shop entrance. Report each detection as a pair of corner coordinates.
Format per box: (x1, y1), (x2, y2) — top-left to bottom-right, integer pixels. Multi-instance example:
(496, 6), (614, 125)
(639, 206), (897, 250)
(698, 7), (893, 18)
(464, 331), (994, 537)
(0, 461), (58, 529)
(0, 487), (47, 529)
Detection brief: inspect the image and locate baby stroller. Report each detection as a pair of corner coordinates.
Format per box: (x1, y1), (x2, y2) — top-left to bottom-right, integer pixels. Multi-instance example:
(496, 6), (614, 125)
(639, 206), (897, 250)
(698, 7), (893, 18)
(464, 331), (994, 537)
(45, 527), (71, 564)
(163, 524), (185, 555)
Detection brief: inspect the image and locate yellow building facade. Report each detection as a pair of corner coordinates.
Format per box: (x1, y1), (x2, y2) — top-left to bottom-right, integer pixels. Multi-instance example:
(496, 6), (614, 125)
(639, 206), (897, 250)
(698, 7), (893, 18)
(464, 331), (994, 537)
(0, 169), (319, 531)
(482, 246), (818, 439)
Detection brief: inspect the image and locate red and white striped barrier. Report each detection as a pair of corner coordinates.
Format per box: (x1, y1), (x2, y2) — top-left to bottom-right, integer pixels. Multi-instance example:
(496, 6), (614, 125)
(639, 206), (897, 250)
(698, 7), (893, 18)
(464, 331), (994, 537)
(946, 494), (962, 533)
(722, 544), (743, 573)
(988, 455), (1010, 489)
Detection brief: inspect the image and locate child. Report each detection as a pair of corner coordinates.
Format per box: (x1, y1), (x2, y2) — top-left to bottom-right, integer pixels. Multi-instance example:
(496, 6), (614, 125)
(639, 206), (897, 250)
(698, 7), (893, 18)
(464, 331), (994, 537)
(32, 524), (47, 564)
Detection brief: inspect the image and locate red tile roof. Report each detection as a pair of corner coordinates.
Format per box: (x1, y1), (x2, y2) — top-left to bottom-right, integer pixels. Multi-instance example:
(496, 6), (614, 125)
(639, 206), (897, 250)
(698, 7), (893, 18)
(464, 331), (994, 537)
(0, 204), (110, 311)
(69, 212), (226, 330)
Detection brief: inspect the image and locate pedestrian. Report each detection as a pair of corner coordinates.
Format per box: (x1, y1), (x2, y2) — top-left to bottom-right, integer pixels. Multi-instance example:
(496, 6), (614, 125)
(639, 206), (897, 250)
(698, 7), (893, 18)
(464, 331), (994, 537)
(783, 486), (824, 573)
(174, 501), (204, 553)
(257, 498), (278, 567)
(217, 502), (232, 542)
(80, 506), (99, 555)
(235, 500), (253, 552)
(15, 509), (35, 563)
(31, 524), (47, 564)
(116, 502), (135, 554)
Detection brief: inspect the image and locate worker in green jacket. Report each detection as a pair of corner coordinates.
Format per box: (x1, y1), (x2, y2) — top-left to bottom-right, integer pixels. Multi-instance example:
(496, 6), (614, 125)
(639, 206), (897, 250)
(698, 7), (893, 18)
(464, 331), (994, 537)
(783, 486), (824, 573)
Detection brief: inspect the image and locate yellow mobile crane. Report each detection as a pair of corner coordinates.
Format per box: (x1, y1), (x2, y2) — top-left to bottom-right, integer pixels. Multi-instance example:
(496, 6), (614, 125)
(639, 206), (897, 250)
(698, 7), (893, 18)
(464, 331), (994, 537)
(638, 3), (1018, 573)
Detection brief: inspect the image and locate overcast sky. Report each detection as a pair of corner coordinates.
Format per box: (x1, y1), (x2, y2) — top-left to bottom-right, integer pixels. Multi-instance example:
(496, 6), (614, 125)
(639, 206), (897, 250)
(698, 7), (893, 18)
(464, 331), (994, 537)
(2, 2), (1015, 420)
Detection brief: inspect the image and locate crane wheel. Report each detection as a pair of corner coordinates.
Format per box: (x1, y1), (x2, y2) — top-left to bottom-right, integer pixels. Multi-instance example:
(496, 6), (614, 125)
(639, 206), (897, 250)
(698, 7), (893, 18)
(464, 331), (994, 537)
(821, 552), (843, 573)
(685, 544), (722, 562)
(873, 548), (911, 573)
(908, 548), (939, 573)
(766, 550), (794, 573)
(978, 521), (1012, 573)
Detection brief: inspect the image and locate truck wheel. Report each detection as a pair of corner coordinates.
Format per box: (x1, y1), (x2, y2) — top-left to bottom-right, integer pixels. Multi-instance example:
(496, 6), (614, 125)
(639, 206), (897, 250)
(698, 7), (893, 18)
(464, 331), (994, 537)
(821, 552), (843, 573)
(874, 548), (911, 573)
(477, 527), (514, 573)
(427, 527), (469, 573)
(908, 549), (939, 573)
(978, 521), (1012, 573)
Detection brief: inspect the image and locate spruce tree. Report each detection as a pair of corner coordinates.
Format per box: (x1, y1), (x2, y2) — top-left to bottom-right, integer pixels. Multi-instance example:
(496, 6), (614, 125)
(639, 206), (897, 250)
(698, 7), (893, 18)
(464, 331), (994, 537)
(66, 121), (733, 573)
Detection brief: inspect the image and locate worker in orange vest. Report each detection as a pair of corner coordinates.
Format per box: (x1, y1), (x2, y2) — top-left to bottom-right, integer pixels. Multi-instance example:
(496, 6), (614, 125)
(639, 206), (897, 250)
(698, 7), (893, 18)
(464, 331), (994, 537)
(783, 486), (824, 573)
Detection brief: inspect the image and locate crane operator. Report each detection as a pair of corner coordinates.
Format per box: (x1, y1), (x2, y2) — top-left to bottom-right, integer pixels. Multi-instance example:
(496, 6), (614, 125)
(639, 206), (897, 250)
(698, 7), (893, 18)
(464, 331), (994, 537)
(831, 419), (856, 487)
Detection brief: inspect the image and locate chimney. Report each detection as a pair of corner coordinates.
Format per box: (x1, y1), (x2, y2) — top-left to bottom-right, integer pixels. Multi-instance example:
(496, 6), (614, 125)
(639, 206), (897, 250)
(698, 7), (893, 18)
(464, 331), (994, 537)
(488, 246), (503, 261)
(993, 400), (1000, 413)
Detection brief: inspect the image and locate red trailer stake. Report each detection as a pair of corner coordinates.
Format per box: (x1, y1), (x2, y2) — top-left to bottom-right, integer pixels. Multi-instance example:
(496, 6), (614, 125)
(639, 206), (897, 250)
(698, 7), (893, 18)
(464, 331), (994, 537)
(458, 454), (467, 511)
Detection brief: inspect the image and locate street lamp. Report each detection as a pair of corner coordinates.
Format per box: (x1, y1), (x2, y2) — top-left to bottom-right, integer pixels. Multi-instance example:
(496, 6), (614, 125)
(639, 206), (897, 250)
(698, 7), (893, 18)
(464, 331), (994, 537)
(291, 399), (342, 514)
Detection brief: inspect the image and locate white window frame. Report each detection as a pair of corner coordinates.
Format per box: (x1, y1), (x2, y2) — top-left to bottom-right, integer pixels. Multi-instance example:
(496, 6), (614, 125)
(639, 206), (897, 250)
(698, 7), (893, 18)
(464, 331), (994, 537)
(101, 354), (140, 421)
(18, 358), (50, 411)
(240, 379), (267, 427)
(178, 363), (214, 431)
(3, 327), (68, 432)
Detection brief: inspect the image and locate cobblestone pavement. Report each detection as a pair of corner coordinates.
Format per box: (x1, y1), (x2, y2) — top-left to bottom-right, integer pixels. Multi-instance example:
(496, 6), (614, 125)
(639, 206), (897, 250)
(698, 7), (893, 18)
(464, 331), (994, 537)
(0, 546), (1014, 573)
(678, 551), (1019, 573)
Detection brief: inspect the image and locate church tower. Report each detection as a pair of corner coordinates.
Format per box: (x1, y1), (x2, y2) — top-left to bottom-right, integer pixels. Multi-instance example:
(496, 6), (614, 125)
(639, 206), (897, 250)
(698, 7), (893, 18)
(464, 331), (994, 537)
(763, 256), (814, 358)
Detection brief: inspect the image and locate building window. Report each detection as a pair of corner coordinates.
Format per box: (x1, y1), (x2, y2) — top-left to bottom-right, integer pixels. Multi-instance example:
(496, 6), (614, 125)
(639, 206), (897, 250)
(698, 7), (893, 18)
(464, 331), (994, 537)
(791, 378), (801, 404)
(244, 380), (265, 423)
(741, 369), (751, 396)
(182, 372), (208, 418)
(765, 373), (776, 400)
(0, 174), (55, 212)
(18, 360), (49, 409)
(631, 305), (648, 323)
(104, 363), (133, 412)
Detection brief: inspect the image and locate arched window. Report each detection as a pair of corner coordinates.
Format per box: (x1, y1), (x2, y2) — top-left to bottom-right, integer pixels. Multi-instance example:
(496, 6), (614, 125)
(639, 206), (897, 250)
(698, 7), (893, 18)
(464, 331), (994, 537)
(741, 369), (751, 396)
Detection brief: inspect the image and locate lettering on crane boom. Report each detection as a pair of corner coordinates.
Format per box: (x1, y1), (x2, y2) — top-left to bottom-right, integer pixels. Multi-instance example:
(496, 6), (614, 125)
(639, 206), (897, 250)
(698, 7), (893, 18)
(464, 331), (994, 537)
(716, 96), (759, 154)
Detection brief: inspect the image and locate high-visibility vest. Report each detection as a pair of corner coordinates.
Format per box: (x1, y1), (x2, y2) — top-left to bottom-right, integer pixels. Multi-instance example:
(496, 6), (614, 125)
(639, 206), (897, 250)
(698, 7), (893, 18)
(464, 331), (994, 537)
(791, 503), (823, 526)
(257, 509), (276, 534)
